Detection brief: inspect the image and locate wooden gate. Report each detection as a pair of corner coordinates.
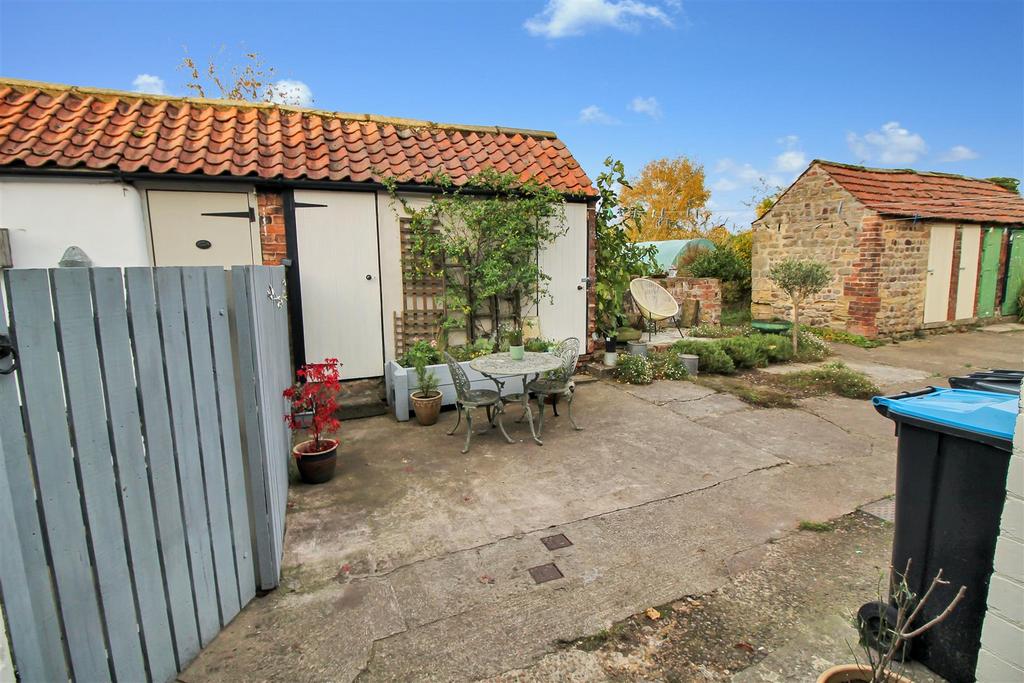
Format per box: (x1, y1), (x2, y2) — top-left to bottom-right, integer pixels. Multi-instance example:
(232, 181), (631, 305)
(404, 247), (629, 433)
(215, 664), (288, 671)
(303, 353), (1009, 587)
(0, 265), (290, 683)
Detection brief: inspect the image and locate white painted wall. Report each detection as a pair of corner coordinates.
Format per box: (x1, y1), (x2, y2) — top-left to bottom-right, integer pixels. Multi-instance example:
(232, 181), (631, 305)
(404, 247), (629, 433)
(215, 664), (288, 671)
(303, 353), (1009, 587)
(976, 389), (1024, 681)
(0, 177), (151, 268)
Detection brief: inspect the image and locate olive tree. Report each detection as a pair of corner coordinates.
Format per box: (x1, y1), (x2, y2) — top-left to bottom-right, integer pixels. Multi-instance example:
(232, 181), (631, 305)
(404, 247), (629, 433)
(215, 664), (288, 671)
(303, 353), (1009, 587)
(768, 258), (831, 352)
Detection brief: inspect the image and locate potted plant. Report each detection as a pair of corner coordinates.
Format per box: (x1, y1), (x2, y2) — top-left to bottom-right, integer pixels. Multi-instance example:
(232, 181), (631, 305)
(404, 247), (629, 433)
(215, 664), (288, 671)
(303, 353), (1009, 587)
(508, 328), (525, 360)
(409, 341), (442, 426)
(604, 336), (618, 367)
(284, 358), (342, 485)
(818, 562), (965, 683)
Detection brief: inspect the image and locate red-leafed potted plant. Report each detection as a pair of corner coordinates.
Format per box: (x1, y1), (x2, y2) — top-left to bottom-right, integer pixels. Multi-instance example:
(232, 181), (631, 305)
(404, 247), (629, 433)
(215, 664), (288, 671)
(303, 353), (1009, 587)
(284, 358), (342, 484)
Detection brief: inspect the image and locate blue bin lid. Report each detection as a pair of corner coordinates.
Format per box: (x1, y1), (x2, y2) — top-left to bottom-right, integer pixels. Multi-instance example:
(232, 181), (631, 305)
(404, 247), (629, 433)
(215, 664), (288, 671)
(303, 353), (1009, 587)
(873, 387), (1018, 441)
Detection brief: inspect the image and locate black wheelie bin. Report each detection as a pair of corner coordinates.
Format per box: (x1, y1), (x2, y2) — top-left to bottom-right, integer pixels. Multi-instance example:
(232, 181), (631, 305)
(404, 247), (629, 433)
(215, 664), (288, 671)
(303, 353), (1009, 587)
(871, 387), (1018, 683)
(948, 369), (1022, 396)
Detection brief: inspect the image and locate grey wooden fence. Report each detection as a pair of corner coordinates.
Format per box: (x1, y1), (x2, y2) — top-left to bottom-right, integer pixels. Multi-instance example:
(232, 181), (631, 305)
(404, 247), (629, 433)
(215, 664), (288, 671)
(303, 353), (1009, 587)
(0, 265), (291, 683)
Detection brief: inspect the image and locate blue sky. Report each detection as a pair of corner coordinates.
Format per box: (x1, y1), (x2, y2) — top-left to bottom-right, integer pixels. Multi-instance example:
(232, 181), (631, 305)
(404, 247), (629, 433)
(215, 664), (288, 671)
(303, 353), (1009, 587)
(1, 0), (1021, 227)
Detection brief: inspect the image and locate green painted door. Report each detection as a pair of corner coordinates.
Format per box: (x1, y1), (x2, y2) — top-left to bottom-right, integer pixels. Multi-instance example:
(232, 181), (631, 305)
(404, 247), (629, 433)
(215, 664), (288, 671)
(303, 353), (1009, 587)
(976, 227), (1003, 317)
(1001, 230), (1024, 316)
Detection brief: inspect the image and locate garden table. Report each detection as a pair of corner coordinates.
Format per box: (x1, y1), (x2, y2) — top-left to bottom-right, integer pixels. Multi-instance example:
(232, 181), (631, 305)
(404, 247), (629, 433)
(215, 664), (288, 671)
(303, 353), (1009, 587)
(469, 351), (561, 446)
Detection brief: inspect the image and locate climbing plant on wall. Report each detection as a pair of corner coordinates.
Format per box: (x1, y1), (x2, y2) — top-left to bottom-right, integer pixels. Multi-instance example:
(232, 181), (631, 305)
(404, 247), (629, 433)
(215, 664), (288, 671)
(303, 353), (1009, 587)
(385, 169), (567, 344)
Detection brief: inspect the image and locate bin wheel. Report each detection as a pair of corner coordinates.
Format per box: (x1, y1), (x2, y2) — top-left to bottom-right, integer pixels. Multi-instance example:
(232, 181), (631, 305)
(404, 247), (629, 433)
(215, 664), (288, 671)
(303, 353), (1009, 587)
(857, 601), (911, 662)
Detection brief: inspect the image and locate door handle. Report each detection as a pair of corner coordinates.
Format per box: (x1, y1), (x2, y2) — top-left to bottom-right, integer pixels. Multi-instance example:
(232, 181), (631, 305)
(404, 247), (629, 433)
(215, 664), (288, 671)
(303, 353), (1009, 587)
(365, 274), (373, 281)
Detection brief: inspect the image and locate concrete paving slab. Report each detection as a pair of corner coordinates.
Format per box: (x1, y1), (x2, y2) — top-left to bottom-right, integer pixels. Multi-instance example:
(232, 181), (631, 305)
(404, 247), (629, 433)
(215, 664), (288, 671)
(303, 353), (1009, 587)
(183, 329), (1011, 683)
(669, 392), (751, 420)
(980, 323), (1024, 333)
(700, 407), (874, 466)
(620, 380), (716, 405)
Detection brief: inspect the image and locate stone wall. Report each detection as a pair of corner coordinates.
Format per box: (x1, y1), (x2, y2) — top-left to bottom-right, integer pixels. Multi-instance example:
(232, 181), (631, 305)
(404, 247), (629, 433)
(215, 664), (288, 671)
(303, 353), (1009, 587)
(752, 165), (944, 338)
(752, 165), (870, 328)
(638, 276), (721, 325)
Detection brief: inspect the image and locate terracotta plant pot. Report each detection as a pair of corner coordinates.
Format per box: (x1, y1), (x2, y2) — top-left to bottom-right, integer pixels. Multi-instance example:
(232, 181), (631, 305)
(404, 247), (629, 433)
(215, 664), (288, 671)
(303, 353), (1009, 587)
(509, 344), (525, 360)
(293, 438), (338, 485)
(410, 390), (442, 426)
(816, 664), (913, 683)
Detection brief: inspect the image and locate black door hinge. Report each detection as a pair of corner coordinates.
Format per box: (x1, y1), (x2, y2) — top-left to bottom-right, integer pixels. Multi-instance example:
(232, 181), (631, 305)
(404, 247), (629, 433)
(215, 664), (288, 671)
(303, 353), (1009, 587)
(202, 207), (257, 221)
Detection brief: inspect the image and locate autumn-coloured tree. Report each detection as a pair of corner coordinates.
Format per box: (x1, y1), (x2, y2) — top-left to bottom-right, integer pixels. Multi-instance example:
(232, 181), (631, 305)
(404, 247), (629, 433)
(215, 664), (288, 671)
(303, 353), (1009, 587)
(179, 49), (309, 106)
(749, 177), (784, 219)
(620, 156), (715, 241)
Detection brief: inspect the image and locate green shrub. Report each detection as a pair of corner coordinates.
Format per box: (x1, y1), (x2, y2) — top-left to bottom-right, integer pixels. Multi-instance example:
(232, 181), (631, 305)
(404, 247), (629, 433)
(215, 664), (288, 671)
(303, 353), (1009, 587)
(525, 337), (554, 352)
(776, 361), (879, 399)
(689, 323), (752, 339)
(682, 245), (751, 302)
(649, 350), (690, 380)
(750, 333), (794, 363)
(795, 329), (830, 362)
(445, 338), (495, 362)
(803, 326), (884, 349)
(614, 353), (654, 384)
(399, 339), (441, 367)
(671, 340), (736, 374)
(718, 336), (769, 369)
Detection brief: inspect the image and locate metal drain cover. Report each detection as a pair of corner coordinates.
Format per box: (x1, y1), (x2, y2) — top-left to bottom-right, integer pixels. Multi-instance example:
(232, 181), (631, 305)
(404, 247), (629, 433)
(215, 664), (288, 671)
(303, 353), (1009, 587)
(528, 563), (564, 584)
(540, 533), (573, 550)
(859, 496), (895, 523)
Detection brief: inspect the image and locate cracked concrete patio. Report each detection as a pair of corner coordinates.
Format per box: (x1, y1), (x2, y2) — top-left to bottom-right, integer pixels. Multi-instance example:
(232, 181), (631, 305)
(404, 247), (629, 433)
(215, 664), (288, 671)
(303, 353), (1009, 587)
(180, 328), (1020, 682)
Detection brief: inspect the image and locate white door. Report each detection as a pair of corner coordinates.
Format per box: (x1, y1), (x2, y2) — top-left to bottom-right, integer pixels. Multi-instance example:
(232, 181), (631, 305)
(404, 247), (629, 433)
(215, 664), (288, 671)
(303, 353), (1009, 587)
(923, 225), (956, 324)
(148, 190), (257, 267)
(955, 226), (981, 320)
(294, 190), (383, 379)
(537, 203), (588, 342)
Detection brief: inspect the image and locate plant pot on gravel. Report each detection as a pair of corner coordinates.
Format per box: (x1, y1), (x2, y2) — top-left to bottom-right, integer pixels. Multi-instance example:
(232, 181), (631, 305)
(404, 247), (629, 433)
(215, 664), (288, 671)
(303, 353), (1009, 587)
(292, 438), (339, 484)
(411, 390), (442, 425)
(284, 358), (342, 485)
(408, 341), (444, 426)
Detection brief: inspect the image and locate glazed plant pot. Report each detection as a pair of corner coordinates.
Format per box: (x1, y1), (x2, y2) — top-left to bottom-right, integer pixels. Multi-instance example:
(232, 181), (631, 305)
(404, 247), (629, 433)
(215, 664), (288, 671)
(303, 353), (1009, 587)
(410, 390), (442, 426)
(509, 344), (525, 360)
(816, 664), (912, 683)
(604, 350), (618, 367)
(293, 438), (338, 485)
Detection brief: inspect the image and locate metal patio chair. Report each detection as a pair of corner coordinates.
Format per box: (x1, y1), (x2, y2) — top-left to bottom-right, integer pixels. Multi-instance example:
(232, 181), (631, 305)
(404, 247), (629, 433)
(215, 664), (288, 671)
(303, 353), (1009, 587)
(525, 337), (583, 436)
(445, 352), (513, 454)
(629, 277), (683, 341)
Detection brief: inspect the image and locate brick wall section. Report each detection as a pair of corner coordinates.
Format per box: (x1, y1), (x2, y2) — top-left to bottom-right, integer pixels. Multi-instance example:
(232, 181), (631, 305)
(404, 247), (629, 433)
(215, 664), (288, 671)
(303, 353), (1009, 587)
(752, 166), (869, 328)
(256, 190), (288, 266)
(658, 277), (722, 325)
(844, 215), (884, 337)
(975, 392), (1024, 681)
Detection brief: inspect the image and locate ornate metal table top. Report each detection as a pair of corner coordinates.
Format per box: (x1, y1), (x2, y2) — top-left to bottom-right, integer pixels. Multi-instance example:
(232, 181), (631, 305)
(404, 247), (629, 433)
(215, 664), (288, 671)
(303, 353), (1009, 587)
(469, 351), (561, 377)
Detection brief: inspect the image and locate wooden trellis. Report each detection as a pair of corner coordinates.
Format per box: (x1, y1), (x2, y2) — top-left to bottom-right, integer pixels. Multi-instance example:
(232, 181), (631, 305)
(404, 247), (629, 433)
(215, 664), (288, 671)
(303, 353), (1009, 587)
(394, 219), (445, 357)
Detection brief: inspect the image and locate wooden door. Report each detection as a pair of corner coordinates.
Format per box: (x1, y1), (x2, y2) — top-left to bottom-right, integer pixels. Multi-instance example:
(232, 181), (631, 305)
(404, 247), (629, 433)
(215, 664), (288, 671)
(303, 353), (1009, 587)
(148, 191), (257, 267)
(976, 227), (1003, 318)
(294, 190), (384, 379)
(955, 226), (981, 319)
(537, 204), (588, 343)
(1001, 230), (1024, 316)
(923, 225), (955, 324)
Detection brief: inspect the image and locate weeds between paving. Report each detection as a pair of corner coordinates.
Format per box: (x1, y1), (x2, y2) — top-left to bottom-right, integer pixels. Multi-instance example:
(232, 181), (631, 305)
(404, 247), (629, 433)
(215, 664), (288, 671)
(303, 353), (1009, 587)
(693, 361), (881, 408)
(563, 512), (894, 681)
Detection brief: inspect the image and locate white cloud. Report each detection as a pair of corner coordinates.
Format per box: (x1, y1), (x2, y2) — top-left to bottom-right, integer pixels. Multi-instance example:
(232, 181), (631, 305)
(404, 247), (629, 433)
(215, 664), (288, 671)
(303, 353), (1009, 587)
(132, 74), (166, 95)
(846, 121), (927, 165)
(578, 104), (618, 124)
(774, 150), (807, 173)
(629, 96), (662, 119)
(525, 0), (673, 38)
(271, 80), (314, 107)
(712, 177), (739, 192)
(715, 158), (780, 186)
(777, 134), (800, 147)
(939, 145), (979, 163)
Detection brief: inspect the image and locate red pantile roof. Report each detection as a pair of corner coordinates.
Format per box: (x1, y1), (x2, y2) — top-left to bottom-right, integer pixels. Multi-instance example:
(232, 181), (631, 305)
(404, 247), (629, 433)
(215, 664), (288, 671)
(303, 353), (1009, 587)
(0, 78), (595, 195)
(817, 160), (1024, 225)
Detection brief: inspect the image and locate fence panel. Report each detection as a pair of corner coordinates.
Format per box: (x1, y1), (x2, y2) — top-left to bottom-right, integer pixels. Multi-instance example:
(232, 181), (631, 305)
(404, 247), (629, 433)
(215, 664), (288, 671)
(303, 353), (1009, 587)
(0, 265), (291, 682)
(234, 266), (292, 589)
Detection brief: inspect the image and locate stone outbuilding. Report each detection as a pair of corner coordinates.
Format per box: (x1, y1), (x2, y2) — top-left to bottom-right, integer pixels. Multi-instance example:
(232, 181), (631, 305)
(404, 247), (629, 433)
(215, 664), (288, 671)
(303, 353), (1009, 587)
(752, 160), (1024, 338)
